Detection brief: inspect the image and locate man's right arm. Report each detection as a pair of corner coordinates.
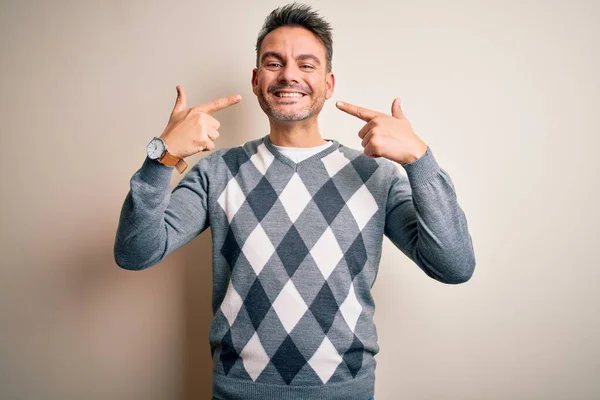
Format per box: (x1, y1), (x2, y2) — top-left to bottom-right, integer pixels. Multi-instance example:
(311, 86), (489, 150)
(113, 85), (242, 270)
(113, 156), (210, 270)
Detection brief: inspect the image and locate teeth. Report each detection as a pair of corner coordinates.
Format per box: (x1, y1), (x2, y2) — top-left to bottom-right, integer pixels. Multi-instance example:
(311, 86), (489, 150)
(276, 92), (303, 98)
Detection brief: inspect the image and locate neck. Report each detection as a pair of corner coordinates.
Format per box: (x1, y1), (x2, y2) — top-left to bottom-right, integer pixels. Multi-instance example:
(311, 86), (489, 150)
(267, 116), (328, 147)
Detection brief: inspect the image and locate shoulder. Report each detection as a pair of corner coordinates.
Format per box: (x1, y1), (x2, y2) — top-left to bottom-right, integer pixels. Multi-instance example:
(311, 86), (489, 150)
(336, 142), (404, 181)
(191, 136), (265, 175)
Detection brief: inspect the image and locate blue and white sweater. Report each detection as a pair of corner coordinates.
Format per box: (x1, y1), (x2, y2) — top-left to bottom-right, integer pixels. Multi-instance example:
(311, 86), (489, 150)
(114, 134), (476, 400)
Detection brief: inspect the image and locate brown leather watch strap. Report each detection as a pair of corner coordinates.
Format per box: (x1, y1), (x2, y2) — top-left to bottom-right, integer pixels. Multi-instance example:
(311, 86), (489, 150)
(175, 159), (188, 174)
(159, 152), (188, 173)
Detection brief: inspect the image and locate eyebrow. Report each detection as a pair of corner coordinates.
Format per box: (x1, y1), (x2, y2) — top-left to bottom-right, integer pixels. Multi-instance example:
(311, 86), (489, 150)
(261, 51), (322, 66)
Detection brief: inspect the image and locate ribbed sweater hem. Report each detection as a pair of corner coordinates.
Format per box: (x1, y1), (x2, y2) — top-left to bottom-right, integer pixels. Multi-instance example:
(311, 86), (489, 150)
(212, 370), (375, 400)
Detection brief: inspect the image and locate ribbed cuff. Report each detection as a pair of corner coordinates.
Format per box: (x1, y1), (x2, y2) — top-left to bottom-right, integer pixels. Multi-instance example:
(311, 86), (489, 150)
(402, 146), (441, 188)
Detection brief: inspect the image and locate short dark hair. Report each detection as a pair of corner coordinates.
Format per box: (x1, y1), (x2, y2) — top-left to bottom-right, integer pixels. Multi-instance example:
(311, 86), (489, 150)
(255, 2), (333, 72)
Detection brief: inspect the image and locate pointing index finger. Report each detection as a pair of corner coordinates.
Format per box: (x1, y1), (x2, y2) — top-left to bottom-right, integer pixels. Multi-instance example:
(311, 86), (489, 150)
(336, 101), (381, 122)
(197, 94), (242, 114)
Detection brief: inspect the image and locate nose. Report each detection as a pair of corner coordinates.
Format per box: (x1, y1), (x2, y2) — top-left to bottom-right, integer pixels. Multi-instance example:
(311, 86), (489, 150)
(278, 63), (300, 84)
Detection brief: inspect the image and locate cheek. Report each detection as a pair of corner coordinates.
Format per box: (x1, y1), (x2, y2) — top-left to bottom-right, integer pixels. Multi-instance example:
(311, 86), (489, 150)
(259, 78), (273, 94)
(311, 79), (327, 95)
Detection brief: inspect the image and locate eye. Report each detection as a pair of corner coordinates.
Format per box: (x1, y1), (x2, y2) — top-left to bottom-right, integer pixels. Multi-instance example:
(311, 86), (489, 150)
(300, 64), (314, 69)
(267, 62), (282, 68)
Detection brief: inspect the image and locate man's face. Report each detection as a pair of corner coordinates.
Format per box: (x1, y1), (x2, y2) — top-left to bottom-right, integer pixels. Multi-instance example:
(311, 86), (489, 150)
(252, 26), (335, 122)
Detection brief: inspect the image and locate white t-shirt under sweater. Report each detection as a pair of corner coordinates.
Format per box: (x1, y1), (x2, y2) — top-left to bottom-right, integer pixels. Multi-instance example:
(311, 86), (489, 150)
(271, 140), (333, 163)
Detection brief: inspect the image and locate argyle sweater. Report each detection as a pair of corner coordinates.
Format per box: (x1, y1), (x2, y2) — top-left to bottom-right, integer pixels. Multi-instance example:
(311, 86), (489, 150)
(114, 134), (476, 400)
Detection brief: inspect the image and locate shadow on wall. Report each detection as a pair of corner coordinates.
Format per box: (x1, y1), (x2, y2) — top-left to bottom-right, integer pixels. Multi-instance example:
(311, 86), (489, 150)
(181, 229), (215, 399)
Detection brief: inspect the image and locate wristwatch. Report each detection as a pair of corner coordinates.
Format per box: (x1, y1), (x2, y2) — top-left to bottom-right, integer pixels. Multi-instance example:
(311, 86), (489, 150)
(146, 137), (188, 173)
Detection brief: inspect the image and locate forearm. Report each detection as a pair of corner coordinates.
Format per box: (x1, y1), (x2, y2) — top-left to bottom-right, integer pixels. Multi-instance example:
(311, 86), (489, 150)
(385, 147), (476, 284)
(114, 157), (209, 270)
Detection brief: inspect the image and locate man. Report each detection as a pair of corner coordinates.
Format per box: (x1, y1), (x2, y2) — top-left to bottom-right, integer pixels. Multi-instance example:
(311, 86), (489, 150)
(114, 3), (476, 399)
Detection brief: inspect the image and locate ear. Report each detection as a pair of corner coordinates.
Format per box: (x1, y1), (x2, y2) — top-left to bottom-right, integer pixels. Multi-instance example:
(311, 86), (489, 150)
(325, 71), (335, 100)
(251, 68), (258, 96)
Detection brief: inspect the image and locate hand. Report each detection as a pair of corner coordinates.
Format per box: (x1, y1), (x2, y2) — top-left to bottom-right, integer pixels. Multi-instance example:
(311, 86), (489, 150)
(160, 85), (242, 159)
(336, 98), (428, 165)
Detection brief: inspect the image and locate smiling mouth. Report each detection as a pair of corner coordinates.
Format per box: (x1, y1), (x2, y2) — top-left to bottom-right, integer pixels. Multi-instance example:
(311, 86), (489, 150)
(272, 91), (306, 98)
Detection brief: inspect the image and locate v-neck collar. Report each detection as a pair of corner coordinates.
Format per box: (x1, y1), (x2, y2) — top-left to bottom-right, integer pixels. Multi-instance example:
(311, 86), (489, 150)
(262, 134), (341, 170)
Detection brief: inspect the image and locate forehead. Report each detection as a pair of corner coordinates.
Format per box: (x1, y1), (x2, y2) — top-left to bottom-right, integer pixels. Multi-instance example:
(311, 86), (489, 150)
(260, 26), (326, 60)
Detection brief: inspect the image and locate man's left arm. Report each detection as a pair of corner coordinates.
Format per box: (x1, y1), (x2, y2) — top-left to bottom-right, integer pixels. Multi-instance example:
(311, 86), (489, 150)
(336, 98), (476, 284)
(385, 146), (476, 284)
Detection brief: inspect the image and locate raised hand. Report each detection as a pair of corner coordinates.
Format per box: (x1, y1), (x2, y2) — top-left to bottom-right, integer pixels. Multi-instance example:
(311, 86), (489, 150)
(336, 98), (428, 165)
(160, 85), (242, 159)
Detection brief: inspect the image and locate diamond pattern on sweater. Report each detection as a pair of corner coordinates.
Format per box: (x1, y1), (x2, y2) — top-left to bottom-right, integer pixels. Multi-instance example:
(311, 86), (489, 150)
(310, 281), (339, 334)
(271, 336), (306, 384)
(242, 224), (275, 276)
(291, 254), (326, 306)
(221, 226), (242, 272)
(279, 172), (312, 223)
(217, 176), (246, 222)
(241, 332), (270, 381)
(215, 139), (380, 386)
(276, 225), (309, 277)
(310, 226), (344, 280)
(229, 253), (258, 300)
(258, 200), (293, 250)
(345, 233), (368, 279)
(222, 146), (250, 177)
(343, 335), (365, 378)
(249, 142), (275, 175)
(339, 283), (362, 332)
(326, 312), (356, 356)
(246, 176), (279, 222)
(244, 279), (271, 331)
(313, 180), (345, 225)
(221, 280), (243, 326)
(229, 306), (260, 359)
(255, 307), (288, 358)
(273, 280), (308, 333)
(220, 329), (240, 375)
(346, 184), (378, 231)
(292, 201), (330, 250)
(308, 336), (343, 384)
(350, 153), (379, 183)
(321, 149), (351, 177)
(289, 308), (326, 358)
(254, 254), (289, 305)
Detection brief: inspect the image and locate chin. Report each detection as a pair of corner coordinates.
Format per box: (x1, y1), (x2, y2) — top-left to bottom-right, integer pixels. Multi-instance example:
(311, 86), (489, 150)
(270, 112), (311, 122)
(260, 103), (305, 121)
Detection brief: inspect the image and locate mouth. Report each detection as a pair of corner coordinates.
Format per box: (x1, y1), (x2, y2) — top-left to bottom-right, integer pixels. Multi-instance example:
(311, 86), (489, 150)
(271, 91), (307, 99)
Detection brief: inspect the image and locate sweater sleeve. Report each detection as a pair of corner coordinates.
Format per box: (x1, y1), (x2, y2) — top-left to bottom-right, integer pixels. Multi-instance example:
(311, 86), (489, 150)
(383, 147), (476, 284)
(113, 156), (211, 270)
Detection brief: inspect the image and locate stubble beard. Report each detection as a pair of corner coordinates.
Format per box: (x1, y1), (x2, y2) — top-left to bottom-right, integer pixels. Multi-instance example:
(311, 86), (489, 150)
(257, 86), (326, 122)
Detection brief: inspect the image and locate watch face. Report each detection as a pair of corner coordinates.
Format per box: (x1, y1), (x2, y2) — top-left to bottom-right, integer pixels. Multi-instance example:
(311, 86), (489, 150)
(147, 138), (166, 160)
